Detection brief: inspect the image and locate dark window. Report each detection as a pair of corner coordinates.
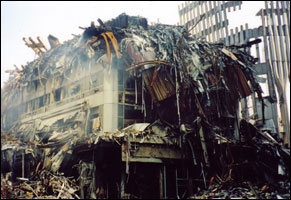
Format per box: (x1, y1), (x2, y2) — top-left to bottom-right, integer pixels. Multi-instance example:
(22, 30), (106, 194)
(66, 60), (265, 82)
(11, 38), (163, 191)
(33, 68), (38, 76)
(125, 76), (135, 90)
(125, 105), (142, 119)
(33, 80), (38, 91)
(54, 88), (62, 102)
(39, 96), (44, 108)
(71, 84), (80, 96)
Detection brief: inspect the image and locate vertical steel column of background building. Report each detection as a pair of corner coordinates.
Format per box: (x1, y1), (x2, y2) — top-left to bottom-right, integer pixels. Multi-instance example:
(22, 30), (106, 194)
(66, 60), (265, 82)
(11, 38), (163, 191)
(264, 1), (290, 146)
(258, 5), (279, 139)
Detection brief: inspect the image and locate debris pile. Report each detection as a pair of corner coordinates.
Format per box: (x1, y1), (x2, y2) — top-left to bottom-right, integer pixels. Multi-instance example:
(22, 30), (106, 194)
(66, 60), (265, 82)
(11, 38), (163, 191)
(189, 119), (290, 199)
(1, 13), (290, 199)
(190, 180), (290, 199)
(1, 171), (79, 199)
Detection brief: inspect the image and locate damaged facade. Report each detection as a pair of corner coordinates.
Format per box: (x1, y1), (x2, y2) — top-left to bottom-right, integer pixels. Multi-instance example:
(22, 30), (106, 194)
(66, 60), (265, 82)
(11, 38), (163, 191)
(1, 13), (290, 199)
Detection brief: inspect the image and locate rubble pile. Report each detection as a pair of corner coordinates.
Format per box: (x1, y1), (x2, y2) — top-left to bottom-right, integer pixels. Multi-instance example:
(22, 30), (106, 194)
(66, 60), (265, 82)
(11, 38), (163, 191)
(188, 121), (290, 199)
(1, 13), (290, 199)
(1, 171), (79, 199)
(190, 180), (290, 199)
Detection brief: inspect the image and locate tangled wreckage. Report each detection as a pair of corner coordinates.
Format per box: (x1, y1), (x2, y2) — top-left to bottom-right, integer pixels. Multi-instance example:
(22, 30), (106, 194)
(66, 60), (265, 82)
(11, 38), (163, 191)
(1, 14), (290, 199)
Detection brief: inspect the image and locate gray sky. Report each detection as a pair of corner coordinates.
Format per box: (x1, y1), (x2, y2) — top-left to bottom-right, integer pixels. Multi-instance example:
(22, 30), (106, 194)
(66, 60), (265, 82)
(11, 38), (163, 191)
(1, 1), (181, 87)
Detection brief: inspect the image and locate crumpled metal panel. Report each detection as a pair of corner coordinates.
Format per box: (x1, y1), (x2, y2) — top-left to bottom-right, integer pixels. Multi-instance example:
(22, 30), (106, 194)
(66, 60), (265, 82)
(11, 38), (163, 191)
(122, 123), (150, 132)
(142, 68), (176, 102)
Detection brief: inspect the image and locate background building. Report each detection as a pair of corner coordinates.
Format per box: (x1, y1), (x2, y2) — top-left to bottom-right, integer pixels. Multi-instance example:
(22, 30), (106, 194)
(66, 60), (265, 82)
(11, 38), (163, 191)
(178, 1), (290, 147)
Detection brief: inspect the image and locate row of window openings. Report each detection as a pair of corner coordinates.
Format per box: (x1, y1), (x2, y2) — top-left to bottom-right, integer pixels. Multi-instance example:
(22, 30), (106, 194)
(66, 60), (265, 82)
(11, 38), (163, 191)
(22, 70), (105, 113)
(27, 67), (104, 96)
(19, 77), (130, 115)
(24, 84), (81, 113)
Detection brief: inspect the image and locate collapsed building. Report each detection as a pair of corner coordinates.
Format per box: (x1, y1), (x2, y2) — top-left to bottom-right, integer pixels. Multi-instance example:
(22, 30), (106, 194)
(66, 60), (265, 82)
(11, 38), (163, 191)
(1, 14), (290, 199)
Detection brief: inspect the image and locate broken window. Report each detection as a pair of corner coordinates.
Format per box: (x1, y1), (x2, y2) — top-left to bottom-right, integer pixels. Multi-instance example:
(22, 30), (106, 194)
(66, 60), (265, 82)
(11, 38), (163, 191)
(88, 106), (101, 133)
(124, 105), (143, 127)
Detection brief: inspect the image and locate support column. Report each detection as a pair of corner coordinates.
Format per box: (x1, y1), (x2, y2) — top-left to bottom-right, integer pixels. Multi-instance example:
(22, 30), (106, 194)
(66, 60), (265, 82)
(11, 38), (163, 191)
(163, 165), (167, 199)
(103, 68), (118, 132)
(159, 164), (167, 199)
